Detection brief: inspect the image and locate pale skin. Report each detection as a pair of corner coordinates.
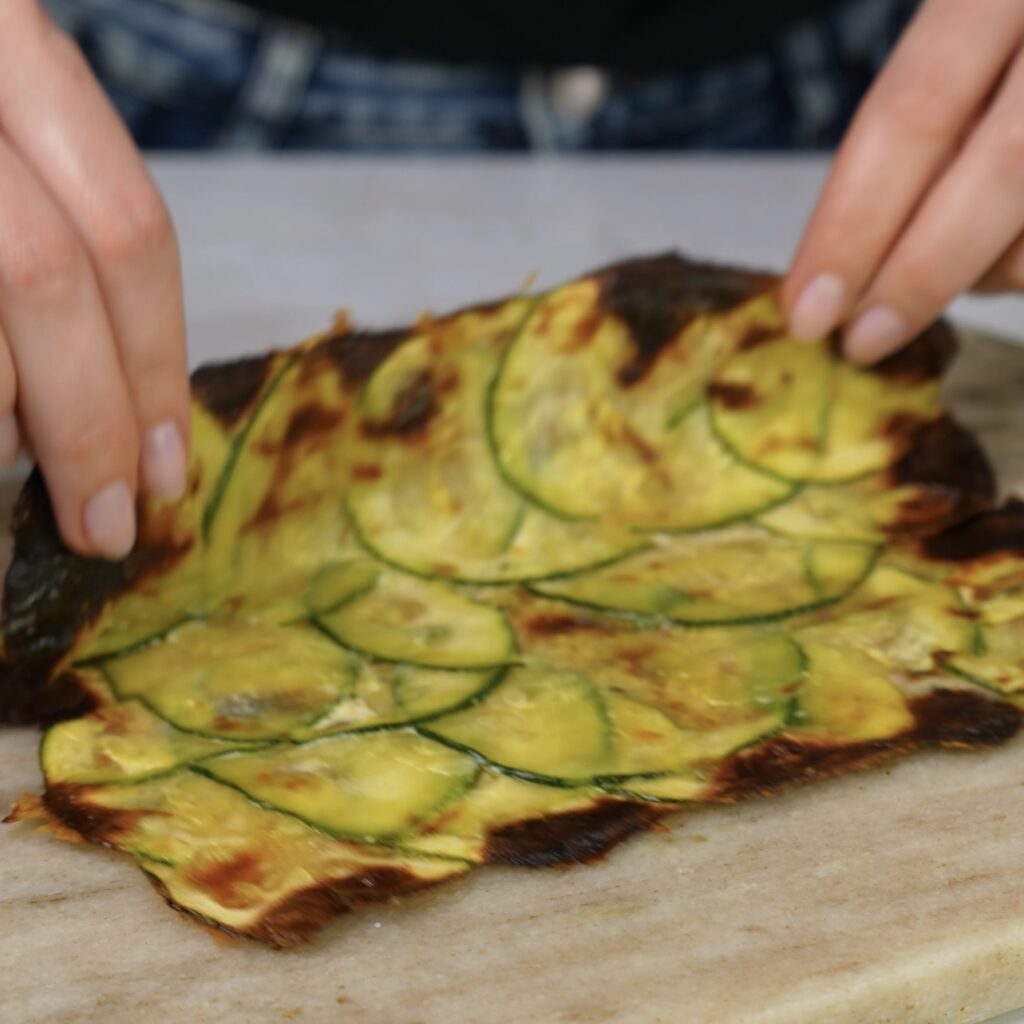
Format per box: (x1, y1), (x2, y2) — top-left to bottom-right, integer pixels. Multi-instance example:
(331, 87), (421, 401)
(1, 0), (1022, 559)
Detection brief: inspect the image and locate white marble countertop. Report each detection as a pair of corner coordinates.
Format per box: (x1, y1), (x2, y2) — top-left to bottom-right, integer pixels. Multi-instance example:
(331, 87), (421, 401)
(151, 155), (1024, 367)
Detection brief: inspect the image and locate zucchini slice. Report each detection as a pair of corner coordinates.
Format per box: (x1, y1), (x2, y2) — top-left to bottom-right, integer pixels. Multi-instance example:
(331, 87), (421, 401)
(790, 567), (975, 740)
(70, 773), (466, 941)
(103, 621), (357, 740)
(202, 346), (362, 625)
(41, 701), (246, 785)
(353, 502), (643, 584)
(794, 565), (975, 673)
(298, 665), (498, 736)
(507, 600), (803, 770)
(757, 475), (928, 543)
(947, 620), (1024, 696)
(532, 526), (878, 624)
(405, 769), (607, 861)
(201, 730), (479, 841)
(603, 773), (706, 804)
(710, 330), (944, 483)
(489, 283), (791, 529)
(348, 304), (529, 570)
(315, 569), (515, 669)
(425, 667), (612, 782)
(793, 641), (914, 742)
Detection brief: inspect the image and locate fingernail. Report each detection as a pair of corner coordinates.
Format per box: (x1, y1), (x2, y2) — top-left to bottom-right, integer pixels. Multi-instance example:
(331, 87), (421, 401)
(141, 420), (186, 501)
(845, 306), (908, 364)
(0, 415), (19, 466)
(84, 480), (136, 560)
(789, 272), (847, 342)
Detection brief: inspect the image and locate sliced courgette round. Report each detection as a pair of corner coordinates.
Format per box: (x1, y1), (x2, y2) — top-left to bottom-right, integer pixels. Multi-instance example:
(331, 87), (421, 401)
(102, 620), (357, 740)
(78, 772), (466, 937)
(201, 730), (480, 841)
(489, 282), (790, 529)
(41, 700), (247, 785)
(710, 333), (944, 483)
(947, 618), (1024, 695)
(424, 666), (612, 783)
(532, 526), (878, 624)
(203, 348), (364, 625)
(349, 309), (528, 570)
(404, 769), (606, 861)
(315, 569), (516, 668)
(297, 664), (499, 736)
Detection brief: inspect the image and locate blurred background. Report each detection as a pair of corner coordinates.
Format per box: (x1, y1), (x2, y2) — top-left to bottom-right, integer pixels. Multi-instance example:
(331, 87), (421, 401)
(36, 0), (1024, 362)
(44, 0), (918, 153)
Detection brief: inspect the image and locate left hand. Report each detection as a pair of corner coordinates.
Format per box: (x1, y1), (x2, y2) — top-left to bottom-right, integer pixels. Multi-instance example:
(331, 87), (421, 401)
(782, 0), (1024, 363)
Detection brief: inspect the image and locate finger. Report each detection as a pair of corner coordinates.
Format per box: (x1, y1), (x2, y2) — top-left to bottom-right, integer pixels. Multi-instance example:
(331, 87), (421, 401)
(0, 323), (19, 467)
(782, 0), (1024, 340)
(975, 228), (1024, 292)
(843, 47), (1024, 362)
(0, 1), (189, 500)
(0, 132), (139, 557)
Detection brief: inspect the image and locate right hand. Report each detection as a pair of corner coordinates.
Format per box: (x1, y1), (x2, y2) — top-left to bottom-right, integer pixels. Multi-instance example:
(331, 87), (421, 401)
(0, 0), (189, 559)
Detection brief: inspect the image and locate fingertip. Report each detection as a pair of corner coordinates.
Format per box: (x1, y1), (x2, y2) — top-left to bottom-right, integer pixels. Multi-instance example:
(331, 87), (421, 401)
(82, 478), (136, 560)
(786, 272), (848, 343)
(141, 418), (187, 501)
(844, 306), (910, 365)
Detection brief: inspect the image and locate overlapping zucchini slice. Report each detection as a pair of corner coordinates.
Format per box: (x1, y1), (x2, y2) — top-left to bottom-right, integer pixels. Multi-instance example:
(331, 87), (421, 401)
(489, 284), (793, 530)
(5, 253), (1019, 948)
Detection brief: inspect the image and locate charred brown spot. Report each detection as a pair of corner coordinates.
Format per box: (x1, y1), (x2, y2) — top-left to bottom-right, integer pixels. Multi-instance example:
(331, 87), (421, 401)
(565, 309), (603, 353)
(192, 355), (274, 428)
(710, 736), (900, 800)
(870, 319), (958, 382)
(153, 866), (449, 948)
(886, 415), (995, 534)
(362, 369), (452, 439)
(310, 328), (410, 387)
(922, 499), (1024, 563)
(0, 473), (191, 725)
(351, 463), (382, 482)
(43, 783), (151, 848)
(598, 252), (774, 386)
(485, 799), (666, 868)
(738, 324), (783, 351)
(707, 381), (759, 410)
(283, 403), (344, 447)
(186, 851), (267, 910)
(523, 613), (604, 637)
(908, 688), (1020, 747)
(241, 490), (320, 535)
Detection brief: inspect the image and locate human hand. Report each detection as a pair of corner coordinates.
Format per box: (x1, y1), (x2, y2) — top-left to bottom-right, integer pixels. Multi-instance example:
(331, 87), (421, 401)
(0, 0), (188, 559)
(783, 0), (1024, 363)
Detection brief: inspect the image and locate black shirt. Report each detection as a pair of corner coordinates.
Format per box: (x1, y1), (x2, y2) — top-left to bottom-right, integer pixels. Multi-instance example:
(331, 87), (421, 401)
(246, 1), (843, 71)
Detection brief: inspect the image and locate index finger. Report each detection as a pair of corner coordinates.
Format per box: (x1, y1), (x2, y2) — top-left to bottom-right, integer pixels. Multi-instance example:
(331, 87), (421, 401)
(781, 0), (1024, 340)
(0, 1), (190, 499)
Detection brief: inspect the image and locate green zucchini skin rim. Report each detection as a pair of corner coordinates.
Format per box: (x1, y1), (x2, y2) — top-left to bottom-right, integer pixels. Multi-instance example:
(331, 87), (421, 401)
(94, 645), (511, 744)
(202, 352), (301, 540)
(194, 749), (485, 848)
(942, 661), (1024, 699)
(527, 544), (882, 628)
(37, 708), (259, 788)
(416, 681), (802, 792)
(347, 495), (651, 585)
(487, 302), (800, 531)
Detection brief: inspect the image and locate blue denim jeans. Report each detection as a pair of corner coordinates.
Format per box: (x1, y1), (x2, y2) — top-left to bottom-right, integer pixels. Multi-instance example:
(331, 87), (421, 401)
(45, 0), (920, 151)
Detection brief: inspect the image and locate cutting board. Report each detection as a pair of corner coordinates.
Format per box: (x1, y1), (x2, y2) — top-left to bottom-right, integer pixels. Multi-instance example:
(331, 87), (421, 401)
(3, 329), (1024, 1024)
